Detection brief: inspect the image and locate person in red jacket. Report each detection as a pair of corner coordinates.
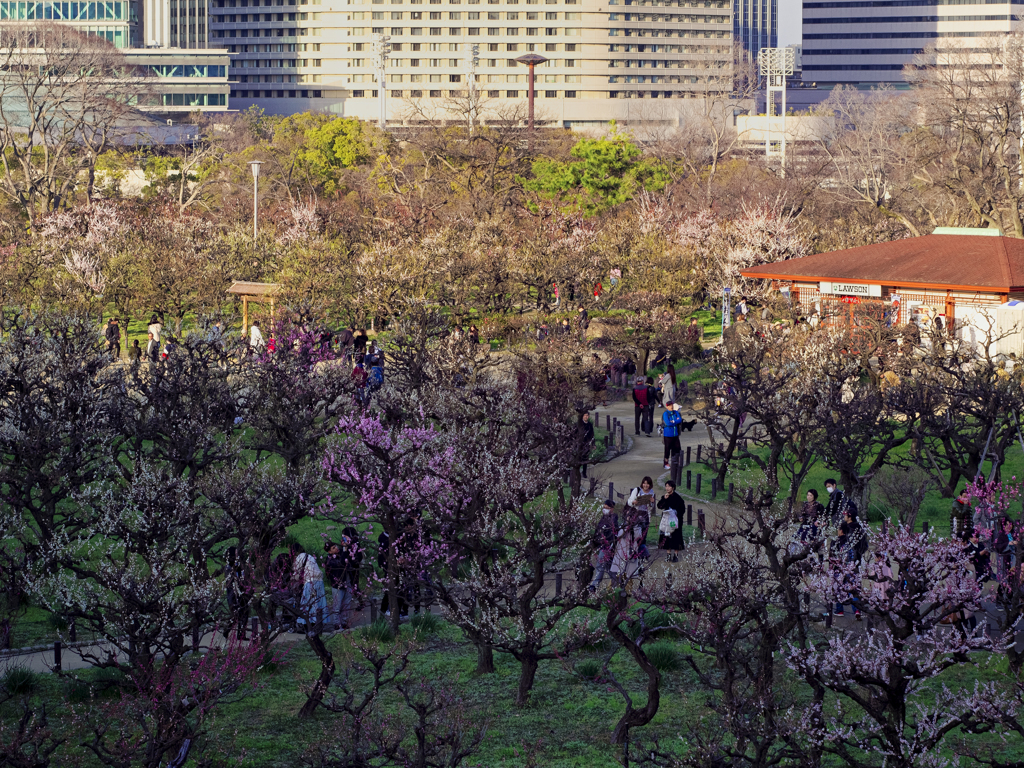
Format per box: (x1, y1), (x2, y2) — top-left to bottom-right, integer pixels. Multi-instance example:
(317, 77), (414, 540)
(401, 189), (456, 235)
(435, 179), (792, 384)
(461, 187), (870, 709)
(632, 377), (650, 437)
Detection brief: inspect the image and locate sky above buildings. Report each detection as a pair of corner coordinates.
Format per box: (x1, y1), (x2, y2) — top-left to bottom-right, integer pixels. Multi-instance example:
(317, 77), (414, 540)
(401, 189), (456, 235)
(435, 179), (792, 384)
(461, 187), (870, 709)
(778, 0), (800, 47)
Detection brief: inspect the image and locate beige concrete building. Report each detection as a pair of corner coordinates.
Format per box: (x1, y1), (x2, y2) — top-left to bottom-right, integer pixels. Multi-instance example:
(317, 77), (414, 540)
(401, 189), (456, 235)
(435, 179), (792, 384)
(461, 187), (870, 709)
(211, 0), (735, 127)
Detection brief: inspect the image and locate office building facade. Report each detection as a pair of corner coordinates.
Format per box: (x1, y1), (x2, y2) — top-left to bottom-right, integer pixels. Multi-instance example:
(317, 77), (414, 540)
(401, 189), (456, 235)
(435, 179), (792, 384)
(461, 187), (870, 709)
(0, 0), (229, 113)
(802, 0), (1024, 88)
(733, 0), (775, 59)
(209, 0), (735, 127)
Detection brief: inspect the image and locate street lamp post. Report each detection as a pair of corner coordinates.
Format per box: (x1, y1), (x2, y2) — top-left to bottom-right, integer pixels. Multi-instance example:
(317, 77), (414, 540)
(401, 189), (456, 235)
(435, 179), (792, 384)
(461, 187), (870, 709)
(248, 160), (263, 240)
(373, 33), (392, 130)
(514, 53), (547, 132)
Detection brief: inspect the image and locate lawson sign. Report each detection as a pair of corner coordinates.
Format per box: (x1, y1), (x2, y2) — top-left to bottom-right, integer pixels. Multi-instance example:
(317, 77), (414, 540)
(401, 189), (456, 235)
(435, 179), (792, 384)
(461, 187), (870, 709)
(819, 281), (882, 298)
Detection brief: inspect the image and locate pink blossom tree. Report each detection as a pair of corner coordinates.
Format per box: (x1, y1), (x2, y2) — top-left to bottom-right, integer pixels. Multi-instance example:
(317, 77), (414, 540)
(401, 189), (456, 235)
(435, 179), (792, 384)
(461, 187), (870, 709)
(787, 528), (999, 768)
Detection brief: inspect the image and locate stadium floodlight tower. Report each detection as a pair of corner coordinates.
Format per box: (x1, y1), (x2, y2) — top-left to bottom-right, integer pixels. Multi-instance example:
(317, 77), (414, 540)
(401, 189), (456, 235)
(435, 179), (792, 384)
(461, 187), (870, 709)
(759, 47), (794, 173)
(372, 32), (392, 130)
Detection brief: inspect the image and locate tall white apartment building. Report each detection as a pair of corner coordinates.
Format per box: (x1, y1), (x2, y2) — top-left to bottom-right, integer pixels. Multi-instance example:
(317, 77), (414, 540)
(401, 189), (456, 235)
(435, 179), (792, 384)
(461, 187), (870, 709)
(210, 0), (734, 127)
(802, 0), (1024, 89)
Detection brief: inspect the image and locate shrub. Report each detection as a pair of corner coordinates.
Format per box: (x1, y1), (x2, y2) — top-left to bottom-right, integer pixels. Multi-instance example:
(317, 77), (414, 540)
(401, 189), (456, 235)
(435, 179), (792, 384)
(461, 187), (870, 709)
(575, 659), (601, 681)
(360, 618), (394, 643)
(409, 611), (443, 635)
(3, 665), (37, 696)
(644, 643), (681, 673)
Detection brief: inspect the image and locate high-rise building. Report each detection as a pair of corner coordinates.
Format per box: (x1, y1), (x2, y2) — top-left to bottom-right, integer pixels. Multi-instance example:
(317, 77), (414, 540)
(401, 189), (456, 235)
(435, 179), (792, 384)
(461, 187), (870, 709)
(209, 0), (736, 127)
(801, 0), (1024, 89)
(0, 0), (229, 113)
(733, 0), (776, 59)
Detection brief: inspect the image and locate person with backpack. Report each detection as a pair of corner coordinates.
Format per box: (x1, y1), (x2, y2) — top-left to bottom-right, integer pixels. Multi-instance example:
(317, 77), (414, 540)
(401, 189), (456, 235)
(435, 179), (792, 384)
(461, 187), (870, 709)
(589, 501), (618, 591)
(661, 401), (683, 470)
(367, 356), (384, 397)
(632, 377), (651, 437)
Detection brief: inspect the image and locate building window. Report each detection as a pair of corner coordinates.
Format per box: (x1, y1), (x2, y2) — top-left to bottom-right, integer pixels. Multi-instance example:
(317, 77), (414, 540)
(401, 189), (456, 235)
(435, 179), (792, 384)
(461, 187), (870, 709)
(507, 27), (518, 34)
(353, 89), (365, 96)
(565, 90), (576, 97)
(429, 26), (440, 33)
(545, 11), (556, 18)
(429, 89), (441, 96)
(544, 89), (555, 97)
(449, 74), (461, 82)
(545, 43), (556, 51)
(411, 89), (423, 96)
(506, 42), (517, 51)
(449, 10), (460, 17)
(449, 26), (460, 33)
(506, 89), (518, 97)
(391, 89), (403, 96)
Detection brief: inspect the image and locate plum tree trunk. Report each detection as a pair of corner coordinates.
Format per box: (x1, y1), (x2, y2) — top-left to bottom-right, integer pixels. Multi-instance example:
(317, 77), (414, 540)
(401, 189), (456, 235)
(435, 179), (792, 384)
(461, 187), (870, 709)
(476, 643), (495, 675)
(298, 633), (335, 718)
(516, 654), (539, 707)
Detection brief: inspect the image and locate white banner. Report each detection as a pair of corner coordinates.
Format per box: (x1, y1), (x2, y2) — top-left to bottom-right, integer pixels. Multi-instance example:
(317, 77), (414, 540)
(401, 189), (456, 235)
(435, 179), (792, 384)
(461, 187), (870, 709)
(819, 281), (882, 298)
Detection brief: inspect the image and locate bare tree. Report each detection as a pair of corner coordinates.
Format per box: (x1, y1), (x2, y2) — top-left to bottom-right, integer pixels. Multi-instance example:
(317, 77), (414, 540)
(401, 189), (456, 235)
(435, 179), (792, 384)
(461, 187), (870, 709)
(0, 24), (144, 231)
(815, 85), (929, 236)
(907, 33), (1024, 236)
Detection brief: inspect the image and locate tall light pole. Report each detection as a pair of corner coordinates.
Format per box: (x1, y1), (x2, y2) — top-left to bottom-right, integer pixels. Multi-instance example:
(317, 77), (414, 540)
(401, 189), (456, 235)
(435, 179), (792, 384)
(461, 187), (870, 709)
(463, 42), (480, 133)
(248, 160), (263, 240)
(373, 32), (392, 130)
(515, 53), (547, 132)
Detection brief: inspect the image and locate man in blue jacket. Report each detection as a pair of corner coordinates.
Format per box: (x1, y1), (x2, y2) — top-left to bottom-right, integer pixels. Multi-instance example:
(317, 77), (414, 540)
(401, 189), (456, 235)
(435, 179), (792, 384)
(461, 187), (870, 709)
(662, 400), (683, 470)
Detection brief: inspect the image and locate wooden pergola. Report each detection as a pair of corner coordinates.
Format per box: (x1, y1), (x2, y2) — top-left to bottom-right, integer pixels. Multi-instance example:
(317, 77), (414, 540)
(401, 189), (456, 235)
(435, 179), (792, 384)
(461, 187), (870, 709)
(226, 281), (281, 335)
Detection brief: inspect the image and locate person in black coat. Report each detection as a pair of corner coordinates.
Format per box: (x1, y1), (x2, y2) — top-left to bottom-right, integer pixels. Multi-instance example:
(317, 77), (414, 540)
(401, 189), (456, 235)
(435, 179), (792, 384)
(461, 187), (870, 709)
(578, 412), (595, 478)
(657, 481), (686, 559)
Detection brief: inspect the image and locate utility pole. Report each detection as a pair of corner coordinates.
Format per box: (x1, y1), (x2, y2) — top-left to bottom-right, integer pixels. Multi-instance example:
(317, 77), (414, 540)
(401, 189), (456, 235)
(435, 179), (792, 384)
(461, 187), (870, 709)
(372, 32), (391, 130)
(463, 42), (480, 133)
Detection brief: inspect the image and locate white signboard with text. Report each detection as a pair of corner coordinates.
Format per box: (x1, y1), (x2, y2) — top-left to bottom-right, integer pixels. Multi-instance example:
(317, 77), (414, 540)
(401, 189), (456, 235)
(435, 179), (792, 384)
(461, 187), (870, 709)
(819, 281), (882, 298)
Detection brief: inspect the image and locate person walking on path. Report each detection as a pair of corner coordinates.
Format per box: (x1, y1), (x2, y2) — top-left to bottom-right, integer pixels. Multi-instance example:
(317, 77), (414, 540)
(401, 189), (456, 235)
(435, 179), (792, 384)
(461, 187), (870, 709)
(325, 529), (361, 630)
(660, 367), (676, 408)
(250, 320), (265, 351)
(104, 318), (121, 359)
(611, 504), (644, 583)
(576, 305), (589, 340)
(589, 501), (619, 591)
(146, 332), (158, 362)
(293, 552), (327, 635)
(627, 477), (657, 543)
(128, 339), (142, 365)
(632, 377), (651, 437)
(661, 401), (683, 470)
(950, 488), (972, 539)
(643, 377), (657, 436)
(147, 314), (162, 348)
(657, 481), (686, 561)
(578, 412), (595, 478)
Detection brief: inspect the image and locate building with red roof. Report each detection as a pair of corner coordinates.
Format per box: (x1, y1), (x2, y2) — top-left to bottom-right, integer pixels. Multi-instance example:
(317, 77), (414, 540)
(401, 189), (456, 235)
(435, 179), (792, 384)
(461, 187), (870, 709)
(740, 228), (1024, 336)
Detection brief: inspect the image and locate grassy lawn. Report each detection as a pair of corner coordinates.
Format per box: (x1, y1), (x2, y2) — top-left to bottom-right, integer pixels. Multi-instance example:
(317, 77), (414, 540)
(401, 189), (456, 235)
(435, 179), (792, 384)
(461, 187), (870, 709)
(673, 436), (1024, 536)
(7, 614), (1021, 767)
